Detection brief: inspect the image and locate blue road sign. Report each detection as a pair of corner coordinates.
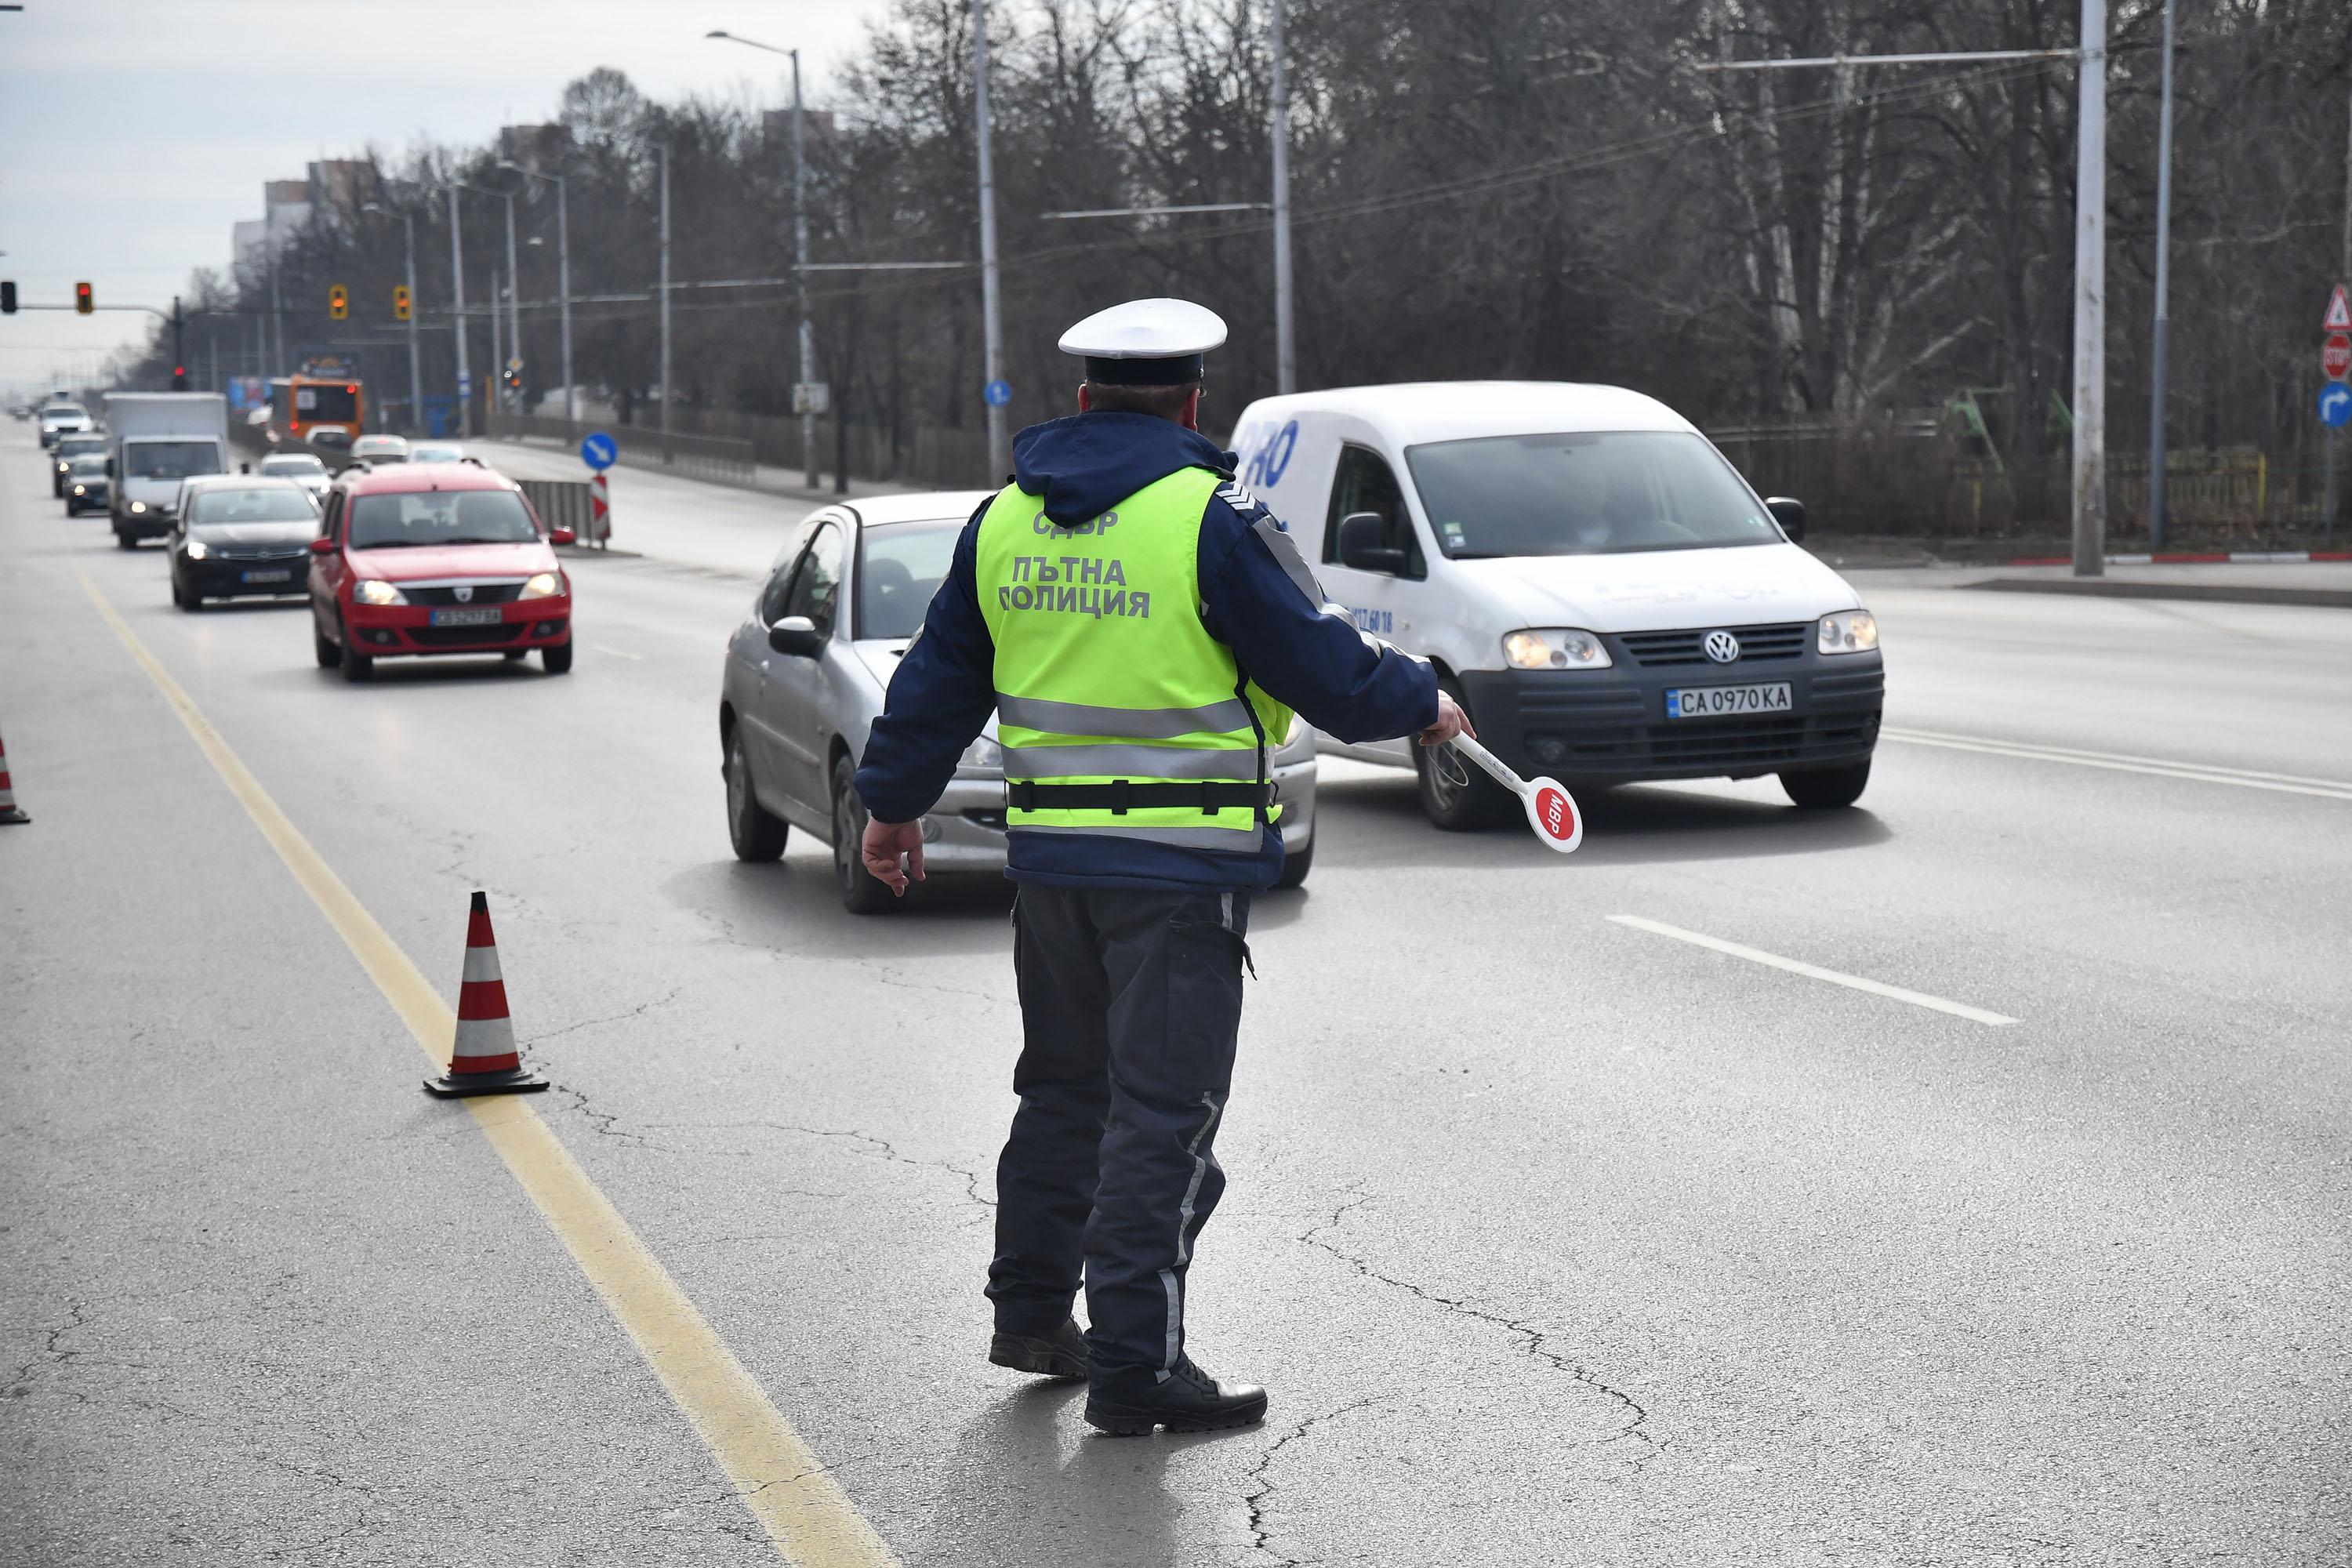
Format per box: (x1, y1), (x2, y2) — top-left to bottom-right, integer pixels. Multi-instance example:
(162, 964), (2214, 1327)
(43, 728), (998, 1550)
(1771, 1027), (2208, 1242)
(984, 379), (1011, 408)
(580, 431), (619, 470)
(456, 371), (473, 399)
(2322, 384), (2352, 429)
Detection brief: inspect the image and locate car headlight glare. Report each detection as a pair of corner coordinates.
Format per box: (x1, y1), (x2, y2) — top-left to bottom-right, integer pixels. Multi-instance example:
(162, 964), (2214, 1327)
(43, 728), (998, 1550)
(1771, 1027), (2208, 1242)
(72, 485), (85, 495)
(129, 501), (146, 514)
(185, 539), (209, 560)
(1818, 609), (1878, 655)
(1503, 628), (1612, 670)
(353, 579), (407, 606)
(518, 571), (564, 601)
(961, 735), (1003, 770)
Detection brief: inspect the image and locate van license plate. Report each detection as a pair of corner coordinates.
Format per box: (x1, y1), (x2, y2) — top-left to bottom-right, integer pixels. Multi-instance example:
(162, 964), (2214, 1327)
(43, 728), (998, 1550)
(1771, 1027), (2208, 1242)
(430, 607), (503, 627)
(241, 569), (292, 584)
(1665, 682), (1792, 720)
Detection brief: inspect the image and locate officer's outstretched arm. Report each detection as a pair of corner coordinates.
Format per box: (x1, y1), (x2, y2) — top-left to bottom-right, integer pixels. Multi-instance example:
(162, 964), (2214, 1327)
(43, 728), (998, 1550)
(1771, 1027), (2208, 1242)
(852, 509), (998, 830)
(1198, 489), (1439, 746)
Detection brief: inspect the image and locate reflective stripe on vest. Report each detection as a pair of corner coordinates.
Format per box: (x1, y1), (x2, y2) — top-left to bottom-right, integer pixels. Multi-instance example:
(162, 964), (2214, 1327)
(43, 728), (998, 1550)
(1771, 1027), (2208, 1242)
(975, 465), (1293, 848)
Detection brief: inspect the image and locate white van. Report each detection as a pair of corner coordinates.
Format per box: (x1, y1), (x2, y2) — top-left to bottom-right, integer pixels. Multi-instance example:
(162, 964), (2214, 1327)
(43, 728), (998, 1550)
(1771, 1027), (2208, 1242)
(1227, 382), (1883, 829)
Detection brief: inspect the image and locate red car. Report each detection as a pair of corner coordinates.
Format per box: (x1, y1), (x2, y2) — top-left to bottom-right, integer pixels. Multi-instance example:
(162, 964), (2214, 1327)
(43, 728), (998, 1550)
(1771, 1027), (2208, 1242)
(308, 460), (575, 681)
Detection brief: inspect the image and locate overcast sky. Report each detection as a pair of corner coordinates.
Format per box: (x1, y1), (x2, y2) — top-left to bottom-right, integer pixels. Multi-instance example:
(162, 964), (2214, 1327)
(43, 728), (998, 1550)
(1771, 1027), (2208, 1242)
(0, 0), (891, 396)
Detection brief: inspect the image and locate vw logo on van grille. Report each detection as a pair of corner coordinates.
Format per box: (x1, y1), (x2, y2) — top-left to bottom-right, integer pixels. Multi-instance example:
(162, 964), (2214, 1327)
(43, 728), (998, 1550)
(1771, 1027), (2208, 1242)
(1703, 630), (1741, 664)
(454, 585), (474, 603)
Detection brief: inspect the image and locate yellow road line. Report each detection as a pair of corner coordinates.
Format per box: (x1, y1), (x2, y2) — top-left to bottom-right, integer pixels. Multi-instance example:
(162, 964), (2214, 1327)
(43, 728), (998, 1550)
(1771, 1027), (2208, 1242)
(79, 574), (898, 1568)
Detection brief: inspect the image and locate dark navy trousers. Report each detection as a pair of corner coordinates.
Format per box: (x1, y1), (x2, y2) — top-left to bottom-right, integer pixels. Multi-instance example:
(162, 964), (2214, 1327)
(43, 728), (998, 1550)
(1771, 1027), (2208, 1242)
(987, 883), (1251, 1381)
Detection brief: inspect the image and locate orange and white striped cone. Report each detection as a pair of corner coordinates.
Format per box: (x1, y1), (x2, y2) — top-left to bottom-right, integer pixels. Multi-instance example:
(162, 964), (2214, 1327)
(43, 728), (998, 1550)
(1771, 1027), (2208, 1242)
(0, 728), (29, 825)
(423, 891), (547, 1098)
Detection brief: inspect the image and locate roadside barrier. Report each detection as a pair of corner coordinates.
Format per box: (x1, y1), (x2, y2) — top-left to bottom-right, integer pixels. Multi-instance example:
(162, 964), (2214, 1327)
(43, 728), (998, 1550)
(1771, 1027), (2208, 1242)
(0, 727), (27, 824)
(517, 479), (604, 548)
(423, 891), (549, 1098)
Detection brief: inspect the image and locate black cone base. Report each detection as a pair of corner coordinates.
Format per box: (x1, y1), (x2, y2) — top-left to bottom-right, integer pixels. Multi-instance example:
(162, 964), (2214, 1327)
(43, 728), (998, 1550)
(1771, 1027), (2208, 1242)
(0, 808), (29, 825)
(423, 1065), (550, 1098)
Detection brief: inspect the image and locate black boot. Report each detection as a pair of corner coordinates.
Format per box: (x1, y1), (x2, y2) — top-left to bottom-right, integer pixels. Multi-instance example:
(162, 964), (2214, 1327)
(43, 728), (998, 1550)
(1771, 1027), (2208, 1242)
(989, 1316), (1089, 1380)
(1085, 1356), (1268, 1436)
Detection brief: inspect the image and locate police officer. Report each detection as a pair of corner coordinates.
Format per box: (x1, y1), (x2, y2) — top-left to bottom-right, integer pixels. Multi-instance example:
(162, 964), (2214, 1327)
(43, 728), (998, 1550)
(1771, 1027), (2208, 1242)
(852, 298), (1467, 1436)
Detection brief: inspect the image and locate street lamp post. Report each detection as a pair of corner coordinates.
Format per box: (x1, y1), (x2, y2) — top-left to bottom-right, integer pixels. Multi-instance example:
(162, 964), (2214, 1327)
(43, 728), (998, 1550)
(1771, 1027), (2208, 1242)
(974, 0), (1007, 481)
(500, 161), (573, 426)
(503, 187), (521, 414)
(659, 141), (673, 440)
(1271, 0), (1296, 395)
(448, 184), (470, 439)
(707, 28), (820, 488)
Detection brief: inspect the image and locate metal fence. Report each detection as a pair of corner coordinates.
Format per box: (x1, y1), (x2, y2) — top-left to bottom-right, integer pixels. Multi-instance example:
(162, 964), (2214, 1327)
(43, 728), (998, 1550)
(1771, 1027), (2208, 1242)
(516, 479), (604, 546)
(487, 411), (757, 487)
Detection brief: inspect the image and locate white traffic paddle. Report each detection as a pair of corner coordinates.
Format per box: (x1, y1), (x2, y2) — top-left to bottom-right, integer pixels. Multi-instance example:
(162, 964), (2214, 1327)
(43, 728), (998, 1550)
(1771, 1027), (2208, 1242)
(1443, 732), (1584, 853)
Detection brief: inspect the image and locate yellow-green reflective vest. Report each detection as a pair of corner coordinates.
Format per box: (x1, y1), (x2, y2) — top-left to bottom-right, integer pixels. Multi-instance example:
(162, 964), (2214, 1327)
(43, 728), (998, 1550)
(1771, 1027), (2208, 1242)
(975, 466), (1294, 851)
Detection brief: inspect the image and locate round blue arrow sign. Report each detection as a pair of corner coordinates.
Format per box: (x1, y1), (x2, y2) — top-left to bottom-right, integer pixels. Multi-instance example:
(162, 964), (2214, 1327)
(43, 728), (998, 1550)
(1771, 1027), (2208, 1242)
(983, 379), (1011, 408)
(579, 431), (619, 470)
(2321, 384), (2352, 430)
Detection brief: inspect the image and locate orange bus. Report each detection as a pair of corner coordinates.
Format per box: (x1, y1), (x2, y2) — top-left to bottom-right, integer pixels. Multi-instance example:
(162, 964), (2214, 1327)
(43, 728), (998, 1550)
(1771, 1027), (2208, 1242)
(270, 374), (365, 453)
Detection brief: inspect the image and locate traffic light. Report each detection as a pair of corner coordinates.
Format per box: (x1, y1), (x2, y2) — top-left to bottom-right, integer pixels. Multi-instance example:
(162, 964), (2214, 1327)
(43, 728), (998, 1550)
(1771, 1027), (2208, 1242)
(0, 281), (16, 315)
(171, 365), (190, 391)
(328, 284), (349, 321)
(74, 281), (93, 315)
(392, 284), (412, 322)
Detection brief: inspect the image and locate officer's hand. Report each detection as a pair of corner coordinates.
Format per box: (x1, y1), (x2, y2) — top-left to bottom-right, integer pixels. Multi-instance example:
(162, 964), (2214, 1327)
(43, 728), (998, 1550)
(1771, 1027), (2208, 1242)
(861, 816), (926, 895)
(1419, 691), (1475, 746)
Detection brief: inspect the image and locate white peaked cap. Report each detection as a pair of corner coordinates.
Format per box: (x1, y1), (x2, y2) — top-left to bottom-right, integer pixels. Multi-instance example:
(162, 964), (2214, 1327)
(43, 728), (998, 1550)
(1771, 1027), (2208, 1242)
(1059, 298), (1228, 384)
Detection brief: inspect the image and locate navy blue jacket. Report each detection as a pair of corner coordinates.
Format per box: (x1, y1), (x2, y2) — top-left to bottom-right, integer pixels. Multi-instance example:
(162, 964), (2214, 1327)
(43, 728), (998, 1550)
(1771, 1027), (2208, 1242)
(854, 411), (1437, 891)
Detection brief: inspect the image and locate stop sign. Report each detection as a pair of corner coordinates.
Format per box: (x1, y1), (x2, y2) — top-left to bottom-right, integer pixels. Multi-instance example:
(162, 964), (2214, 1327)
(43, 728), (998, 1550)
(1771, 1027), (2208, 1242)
(2327, 335), (2352, 382)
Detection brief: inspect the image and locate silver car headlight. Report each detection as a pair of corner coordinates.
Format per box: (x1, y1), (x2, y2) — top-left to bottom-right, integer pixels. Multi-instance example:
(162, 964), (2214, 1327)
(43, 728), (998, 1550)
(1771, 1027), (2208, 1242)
(185, 539), (210, 561)
(129, 501), (147, 514)
(518, 571), (564, 600)
(961, 735), (1003, 770)
(1818, 609), (1878, 655)
(1503, 628), (1612, 670)
(353, 579), (408, 606)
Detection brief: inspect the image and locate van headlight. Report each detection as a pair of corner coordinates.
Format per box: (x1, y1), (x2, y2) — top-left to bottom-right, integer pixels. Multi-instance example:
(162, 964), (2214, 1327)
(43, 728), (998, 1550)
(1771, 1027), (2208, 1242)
(72, 485), (85, 496)
(185, 539), (209, 560)
(1503, 629), (1612, 670)
(353, 579), (408, 606)
(518, 571), (564, 600)
(129, 501), (147, 514)
(1817, 609), (1878, 654)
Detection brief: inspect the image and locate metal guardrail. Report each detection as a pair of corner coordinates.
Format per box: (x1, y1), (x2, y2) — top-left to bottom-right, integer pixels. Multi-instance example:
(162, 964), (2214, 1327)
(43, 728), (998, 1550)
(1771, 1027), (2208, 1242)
(489, 411), (756, 487)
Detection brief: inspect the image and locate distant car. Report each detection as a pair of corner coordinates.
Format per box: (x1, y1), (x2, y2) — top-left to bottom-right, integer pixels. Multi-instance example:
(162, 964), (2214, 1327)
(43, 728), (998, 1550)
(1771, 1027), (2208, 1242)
(408, 441), (466, 463)
(256, 450), (333, 502)
(306, 426), (354, 461)
(63, 453), (111, 515)
(38, 403), (93, 450)
(307, 461), (575, 681)
(716, 495), (1321, 913)
(349, 434), (410, 465)
(168, 477), (320, 609)
(52, 430), (109, 496)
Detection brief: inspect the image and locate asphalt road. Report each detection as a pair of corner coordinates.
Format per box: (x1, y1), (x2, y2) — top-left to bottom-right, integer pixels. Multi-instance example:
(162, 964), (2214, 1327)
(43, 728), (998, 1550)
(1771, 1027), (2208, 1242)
(5, 423), (2348, 1565)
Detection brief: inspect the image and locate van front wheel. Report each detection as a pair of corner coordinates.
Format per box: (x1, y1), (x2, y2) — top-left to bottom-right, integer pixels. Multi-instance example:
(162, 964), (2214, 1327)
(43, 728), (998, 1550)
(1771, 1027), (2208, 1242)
(1413, 677), (1511, 831)
(1780, 759), (1871, 809)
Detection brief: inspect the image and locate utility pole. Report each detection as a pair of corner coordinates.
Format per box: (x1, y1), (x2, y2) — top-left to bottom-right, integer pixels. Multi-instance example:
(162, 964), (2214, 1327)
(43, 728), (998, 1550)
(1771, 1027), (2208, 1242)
(1271, 0), (1296, 395)
(557, 176), (573, 425)
(2147, 0), (2175, 550)
(2070, 0), (2107, 576)
(974, 0), (1007, 481)
(489, 265), (503, 434)
(792, 46), (818, 490)
(269, 261), (285, 378)
(403, 209), (423, 437)
(449, 183), (470, 439)
(171, 296), (184, 381)
(503, 187), (521, 414)
(659, 141), (673, 439)
(2328, 77), (2352, 540)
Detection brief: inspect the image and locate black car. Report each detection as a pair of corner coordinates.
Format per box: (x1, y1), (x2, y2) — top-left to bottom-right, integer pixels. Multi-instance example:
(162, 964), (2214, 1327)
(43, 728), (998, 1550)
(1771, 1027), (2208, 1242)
(63, 453), (111, 515)
(52, 430), (107, 497)
(168, 478), (321, 609)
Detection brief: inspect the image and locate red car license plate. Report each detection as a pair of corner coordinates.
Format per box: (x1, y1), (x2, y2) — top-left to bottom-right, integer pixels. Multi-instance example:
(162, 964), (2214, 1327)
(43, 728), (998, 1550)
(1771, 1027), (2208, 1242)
(429, 607), (503, 627)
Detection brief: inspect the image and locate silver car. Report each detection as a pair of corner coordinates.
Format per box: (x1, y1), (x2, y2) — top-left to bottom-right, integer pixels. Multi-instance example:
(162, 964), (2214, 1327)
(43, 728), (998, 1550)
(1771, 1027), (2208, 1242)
(719, 492), (1320, 913)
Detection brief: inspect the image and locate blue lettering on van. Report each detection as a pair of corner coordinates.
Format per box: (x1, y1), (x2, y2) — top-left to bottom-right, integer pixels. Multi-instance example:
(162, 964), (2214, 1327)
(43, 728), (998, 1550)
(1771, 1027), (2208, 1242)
(1349, 607), (1392, 635)
(1240, 418), (1299, 490)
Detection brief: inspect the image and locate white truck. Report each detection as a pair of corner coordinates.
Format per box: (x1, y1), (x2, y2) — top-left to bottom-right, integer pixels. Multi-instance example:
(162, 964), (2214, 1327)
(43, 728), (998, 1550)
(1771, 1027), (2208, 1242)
(105, 392), (230, 549)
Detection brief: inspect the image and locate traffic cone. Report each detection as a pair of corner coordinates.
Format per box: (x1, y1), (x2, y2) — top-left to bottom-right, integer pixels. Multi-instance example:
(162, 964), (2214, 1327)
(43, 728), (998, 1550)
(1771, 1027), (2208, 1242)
(423, 891), (548, 1098)
(0, 728), (28, 825)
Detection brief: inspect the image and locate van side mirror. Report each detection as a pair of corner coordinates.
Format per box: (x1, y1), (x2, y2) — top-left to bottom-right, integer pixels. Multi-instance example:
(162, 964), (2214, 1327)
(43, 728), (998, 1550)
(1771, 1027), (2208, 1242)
(768, 614), (822, 658)
(1766, 496), (1806, 543)
(1336, 511), (1406, 575)
(104, 456), (116, 478)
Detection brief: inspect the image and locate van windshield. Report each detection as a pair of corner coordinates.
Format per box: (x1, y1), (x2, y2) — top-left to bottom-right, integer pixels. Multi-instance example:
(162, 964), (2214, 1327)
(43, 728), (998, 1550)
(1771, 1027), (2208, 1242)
(126, 441), (223, 481)
(1404, 430), (1784, 558)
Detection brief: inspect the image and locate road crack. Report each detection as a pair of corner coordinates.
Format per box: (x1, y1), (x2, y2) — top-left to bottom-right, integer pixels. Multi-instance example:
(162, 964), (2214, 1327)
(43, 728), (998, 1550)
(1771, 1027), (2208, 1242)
(1301, 1189), (1661, 1470)
(1243, 1398), (1384, 1565)
(521, 985), (684, 1048)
